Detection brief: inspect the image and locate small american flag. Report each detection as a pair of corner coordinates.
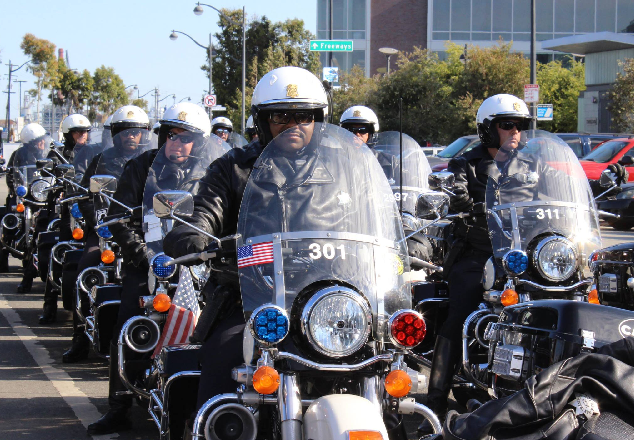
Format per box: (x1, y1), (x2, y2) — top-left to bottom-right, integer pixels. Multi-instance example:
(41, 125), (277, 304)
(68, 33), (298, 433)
(237, 241), (274, 268)
(152, 268), (201, 358)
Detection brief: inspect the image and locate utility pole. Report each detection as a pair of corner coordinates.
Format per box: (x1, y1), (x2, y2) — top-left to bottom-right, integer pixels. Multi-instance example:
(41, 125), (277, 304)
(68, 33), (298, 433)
(241, 5), (246, 135)
(530, 0), (537, 130)
(209, 33), (214, 120)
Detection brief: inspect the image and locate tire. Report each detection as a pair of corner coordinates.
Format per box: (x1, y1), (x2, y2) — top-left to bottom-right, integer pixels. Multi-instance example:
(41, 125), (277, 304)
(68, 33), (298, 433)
(610, 220), (634, 231)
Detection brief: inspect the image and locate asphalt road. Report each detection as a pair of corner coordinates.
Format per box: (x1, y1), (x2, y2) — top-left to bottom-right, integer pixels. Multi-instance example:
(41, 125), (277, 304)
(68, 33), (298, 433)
(0, 167), (632, 439)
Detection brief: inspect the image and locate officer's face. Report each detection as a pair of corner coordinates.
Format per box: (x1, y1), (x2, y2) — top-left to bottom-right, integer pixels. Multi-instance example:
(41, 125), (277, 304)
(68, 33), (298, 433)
(34, 138), (46, 151)
(72, 130), (88, 146)
(165, 127), (194, 163)
(345, 124), (370, 143)
(496, 119), (522, 151)
(214, 128), (231, 141)
(119, 128), (144, 153)
(269, 111), (315, 152)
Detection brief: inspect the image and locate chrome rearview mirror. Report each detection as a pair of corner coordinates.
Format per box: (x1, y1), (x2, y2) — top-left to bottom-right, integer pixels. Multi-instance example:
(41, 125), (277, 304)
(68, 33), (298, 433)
(55, 163), (75, 178)
(36, 158), (54, 171)
(428, 171), (455, 191)
(599, 169), (616, 188)
(90, 175), (117, 193)
(416, 191), (450, 220)
(153, 191), (194, 219)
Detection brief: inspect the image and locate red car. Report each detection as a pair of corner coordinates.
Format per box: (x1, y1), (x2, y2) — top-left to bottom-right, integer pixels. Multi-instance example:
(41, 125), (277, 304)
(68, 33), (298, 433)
(579, 138), (634, 182)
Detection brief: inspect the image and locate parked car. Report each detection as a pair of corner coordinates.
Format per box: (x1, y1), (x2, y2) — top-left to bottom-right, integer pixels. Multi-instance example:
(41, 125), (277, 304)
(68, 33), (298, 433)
(421, 146), (444, 157)
(556, 133), (629, 158)
(579, 138), (634, 181)
(596, 182), (634, 230)
(429, 135), (480, 171)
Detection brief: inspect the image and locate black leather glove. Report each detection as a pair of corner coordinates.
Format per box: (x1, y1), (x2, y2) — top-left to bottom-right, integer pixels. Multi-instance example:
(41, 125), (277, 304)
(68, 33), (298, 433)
(130, 243), (148, 269)
(450, 186), (473, 212)
(163, 224), (206, 259)
(608, 163), (629, 186)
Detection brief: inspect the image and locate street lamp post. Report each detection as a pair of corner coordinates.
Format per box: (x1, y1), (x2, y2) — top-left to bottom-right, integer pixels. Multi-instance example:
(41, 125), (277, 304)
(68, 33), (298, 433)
(530, 0), (537, 130)
(14, 80), (27, 120)
(179, 97), (192, 103)
(169, 30), (215, 117)
(5, 60), (32, 140)
(378, 47), (398, 76)
(194, 2), (246, 135)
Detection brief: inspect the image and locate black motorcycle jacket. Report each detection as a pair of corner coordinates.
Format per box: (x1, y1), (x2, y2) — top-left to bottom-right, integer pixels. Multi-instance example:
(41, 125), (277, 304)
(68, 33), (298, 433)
(443, 337), (634, 440)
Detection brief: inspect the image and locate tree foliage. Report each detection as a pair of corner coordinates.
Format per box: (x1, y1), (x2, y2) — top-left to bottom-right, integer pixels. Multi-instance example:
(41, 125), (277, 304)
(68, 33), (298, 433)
(89, 66), (129, 118)
(537, 57), (585, 132)
(48, 59), (94, 114)
(20, 33), (57, 122)
(608, 58), (634, 132)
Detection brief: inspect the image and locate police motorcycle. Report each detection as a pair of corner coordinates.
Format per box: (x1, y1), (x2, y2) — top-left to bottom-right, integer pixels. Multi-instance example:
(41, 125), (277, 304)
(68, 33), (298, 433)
(227, 132), (248, 149)
(448, 131), (634, 401)
(76, 133), (152, 357)
(1, 140), (54, 277)
(156, 123), (442, 440)
(115, 135), (230, 439)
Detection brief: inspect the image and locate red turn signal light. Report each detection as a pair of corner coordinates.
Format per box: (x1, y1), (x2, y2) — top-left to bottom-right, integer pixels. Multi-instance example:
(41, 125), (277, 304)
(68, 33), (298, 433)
(389, 310), (426, 348)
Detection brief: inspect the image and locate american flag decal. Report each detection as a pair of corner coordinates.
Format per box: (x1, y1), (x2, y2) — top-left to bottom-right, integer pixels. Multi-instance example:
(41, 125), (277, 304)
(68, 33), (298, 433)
(237, 241), (274, 268)
(152, 268), (200, 358)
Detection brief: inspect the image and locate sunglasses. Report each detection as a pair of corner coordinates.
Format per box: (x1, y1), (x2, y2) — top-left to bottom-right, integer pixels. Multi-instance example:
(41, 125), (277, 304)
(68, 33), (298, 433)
(346, 126), (370, 135)
(121, 128), (143, 137)
(269, 111), (315, 125)
(167, 131), (195, 144)
(497, 120), (525, 131)
(214, 128), (231, 135)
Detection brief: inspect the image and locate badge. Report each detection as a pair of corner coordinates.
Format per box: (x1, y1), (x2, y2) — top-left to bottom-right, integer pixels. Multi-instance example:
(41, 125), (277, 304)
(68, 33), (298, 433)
(178, 111), (187, 121)
(513, 102), (521, 112)
(127, 110), (135, 118)
(570, 393), (600, 418)
(286, 84), (299, 98)
(337, 191), (352, 206)
(353, 110), (362, 117)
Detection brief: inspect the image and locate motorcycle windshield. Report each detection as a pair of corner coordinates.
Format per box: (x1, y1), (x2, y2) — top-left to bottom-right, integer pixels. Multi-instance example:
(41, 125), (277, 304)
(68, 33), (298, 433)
(237, 123), (411, 340)
(13, 140), (52, 188)
(228, 133), (248, 149)
(486, 130), (601, 271)
(373, 131), (432, 215)
(93, 128), (153, 225)
(143, 134), (230, 261)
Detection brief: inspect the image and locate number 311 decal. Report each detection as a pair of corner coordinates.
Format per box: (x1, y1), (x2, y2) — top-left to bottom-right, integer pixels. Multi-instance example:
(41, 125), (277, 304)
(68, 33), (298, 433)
(535, 208), (560, 220)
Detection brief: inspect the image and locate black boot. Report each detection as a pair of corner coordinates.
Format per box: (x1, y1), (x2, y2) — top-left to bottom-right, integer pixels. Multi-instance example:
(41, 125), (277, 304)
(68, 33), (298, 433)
(417, 335), (458, 436)
(87, 343), (133, 435)
(0, 249), (9, 273)
(38, 282), (58, 324)
(17, 276), (33, 293)
(62, 316), (90, 363)
(18, 254), (35, 292)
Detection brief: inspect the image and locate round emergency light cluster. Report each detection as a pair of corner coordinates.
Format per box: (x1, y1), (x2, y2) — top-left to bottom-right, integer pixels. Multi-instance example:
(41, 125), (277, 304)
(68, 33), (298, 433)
(249, 305), (289, 344)
(503, 250), (528, 276)
(389, 310), (426, 348)
(151, 253), (176, 280)
(71, 203), (83, 219)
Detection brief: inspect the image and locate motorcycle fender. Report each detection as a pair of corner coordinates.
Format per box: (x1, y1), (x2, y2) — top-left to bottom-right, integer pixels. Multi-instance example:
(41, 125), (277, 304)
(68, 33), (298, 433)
(303, 395), (388, 440)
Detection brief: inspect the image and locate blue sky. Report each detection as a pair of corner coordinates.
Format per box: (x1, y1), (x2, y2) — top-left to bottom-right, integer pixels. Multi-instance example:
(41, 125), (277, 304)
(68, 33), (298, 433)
(1, 0), (317, 124)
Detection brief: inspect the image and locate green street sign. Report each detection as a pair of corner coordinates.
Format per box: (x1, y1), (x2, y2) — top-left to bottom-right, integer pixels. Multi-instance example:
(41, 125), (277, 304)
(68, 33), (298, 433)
(310, 40), (354, 52)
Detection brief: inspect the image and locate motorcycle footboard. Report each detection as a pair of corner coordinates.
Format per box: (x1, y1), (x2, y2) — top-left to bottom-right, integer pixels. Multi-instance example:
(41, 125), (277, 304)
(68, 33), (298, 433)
(304, 395), (389, 440)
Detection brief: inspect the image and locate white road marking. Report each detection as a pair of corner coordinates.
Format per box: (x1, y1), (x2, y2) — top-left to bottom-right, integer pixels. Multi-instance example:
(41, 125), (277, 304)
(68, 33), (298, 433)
(0, 294), (118, 440)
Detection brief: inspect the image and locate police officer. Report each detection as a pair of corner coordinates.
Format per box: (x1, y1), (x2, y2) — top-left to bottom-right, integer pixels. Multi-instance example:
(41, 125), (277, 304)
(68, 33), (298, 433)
(245, 115), (257, 142)
(162, 67), (329, 420)
(211, 116), (233, 142)
(7, 124), (50, 290)
(340, 105), (379, 146)
(86, 102), (212, 435)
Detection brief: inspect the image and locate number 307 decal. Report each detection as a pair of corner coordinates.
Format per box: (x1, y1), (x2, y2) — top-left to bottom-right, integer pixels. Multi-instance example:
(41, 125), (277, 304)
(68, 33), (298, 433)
(309, 243), (346, 260)
(535, 208), (560, 220)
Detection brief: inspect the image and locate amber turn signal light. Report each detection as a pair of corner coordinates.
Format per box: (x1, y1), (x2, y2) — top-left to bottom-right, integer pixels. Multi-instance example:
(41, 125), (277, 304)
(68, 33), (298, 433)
(501, 289), (519, 307)
(101, 249), (115, 264)
(588, 289), (600, 305)
(384, 369), (412, 398)
(252, 366), (280, 394)
(348, 431), (383, 440)
(16, 204), (25, 213)
(153, 293), (172, 312)
(72, 228), (84, 240)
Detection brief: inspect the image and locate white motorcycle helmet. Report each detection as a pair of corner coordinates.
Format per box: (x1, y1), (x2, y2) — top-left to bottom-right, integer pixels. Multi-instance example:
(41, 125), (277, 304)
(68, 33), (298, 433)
(340, 106), (379, 133)
(245, 115), (257, 141)
(20, 123), (47, 145)
(476, 94), (531, 148)
(103, 114), (114, 130)
(62, 114), (91, 134)
(251, 66), (329, 146)
(110, 105), (151, 136)
(159, 102), (211, 149)
(211, 116), (233, 133)
(152, 122), (161, 135)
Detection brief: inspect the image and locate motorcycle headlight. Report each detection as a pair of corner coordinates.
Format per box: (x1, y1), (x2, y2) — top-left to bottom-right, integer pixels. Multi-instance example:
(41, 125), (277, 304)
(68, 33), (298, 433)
(534, 236), (577, 282)
(30, 180), (50, 202)
(150, 252), (176, 280)
(71, 203), (83, 219)
(301, 286), (371, 358)
(16, 186), (27, 197)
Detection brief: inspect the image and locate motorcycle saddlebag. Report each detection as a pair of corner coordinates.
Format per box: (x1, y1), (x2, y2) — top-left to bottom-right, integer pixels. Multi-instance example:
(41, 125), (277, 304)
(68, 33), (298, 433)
(37, 231), (59, 282)
(157, 344), (202, 378)
(486, 299), (634, 393)
(593, 242), (634, 310)
(61, 248), (83, 311)
(92, 284), (122, 355)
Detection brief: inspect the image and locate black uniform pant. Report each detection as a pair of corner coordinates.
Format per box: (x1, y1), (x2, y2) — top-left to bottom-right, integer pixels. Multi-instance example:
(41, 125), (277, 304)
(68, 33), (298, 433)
(439, 249), (491, 343)
(42, 214), (72, 311)
(196, 308), (246, 410)
(72, 232), (100, 337)
(107, 263), (147, 411)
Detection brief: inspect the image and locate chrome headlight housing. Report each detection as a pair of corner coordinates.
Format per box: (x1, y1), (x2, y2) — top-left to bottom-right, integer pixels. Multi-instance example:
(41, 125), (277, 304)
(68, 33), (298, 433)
(301, 286), (372, 358)
(534, 236), (577, 282)
(30, 180), (50, 202)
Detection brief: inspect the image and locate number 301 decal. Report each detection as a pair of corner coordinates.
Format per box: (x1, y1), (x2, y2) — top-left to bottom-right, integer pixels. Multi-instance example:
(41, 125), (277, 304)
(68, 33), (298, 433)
(535, 208), (560, 220)
(309, 243), (346, 260)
